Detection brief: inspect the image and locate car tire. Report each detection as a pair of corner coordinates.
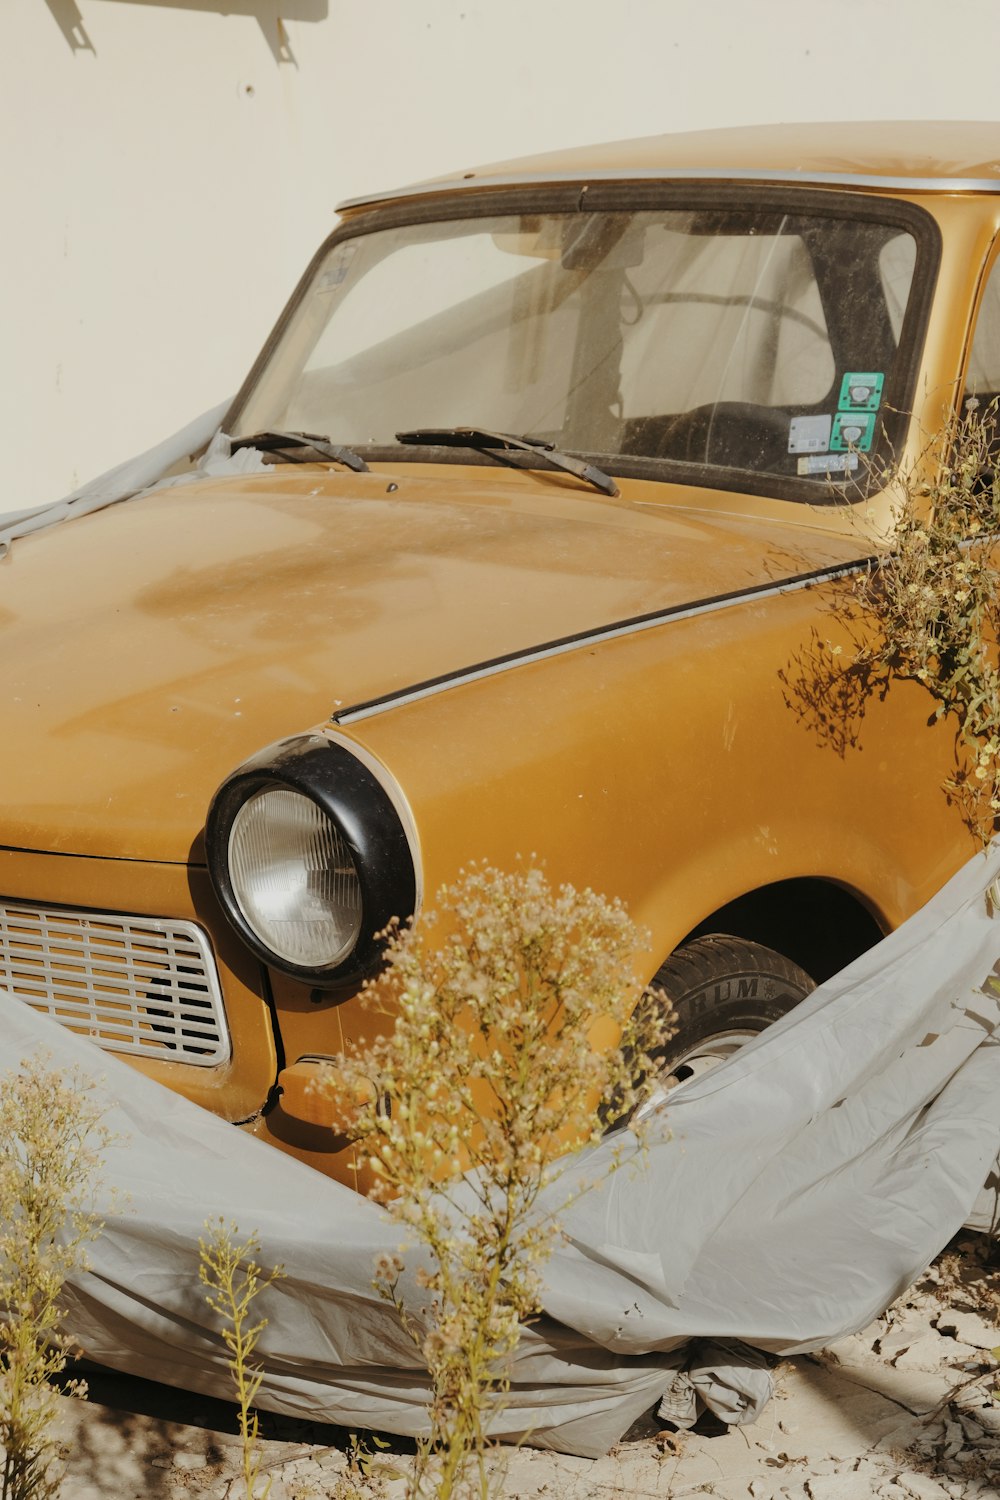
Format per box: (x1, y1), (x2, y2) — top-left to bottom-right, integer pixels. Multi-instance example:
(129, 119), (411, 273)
(647, 934), (815, 1089)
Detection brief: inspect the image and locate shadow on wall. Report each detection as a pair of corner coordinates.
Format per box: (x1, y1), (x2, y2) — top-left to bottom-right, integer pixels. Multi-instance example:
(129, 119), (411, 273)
(43, 0), (328, 63)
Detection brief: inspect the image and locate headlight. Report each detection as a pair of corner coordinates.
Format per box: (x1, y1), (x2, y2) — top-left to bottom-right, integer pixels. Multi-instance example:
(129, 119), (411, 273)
(228, 787), (362, 968)
(207, 733), (418, 985)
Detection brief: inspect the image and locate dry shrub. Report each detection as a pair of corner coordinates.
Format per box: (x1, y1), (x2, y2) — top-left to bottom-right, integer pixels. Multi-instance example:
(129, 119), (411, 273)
(0, 1054), (112, 1500)
(854, 397), (1000, 841)
(325, 862), (673, 1500)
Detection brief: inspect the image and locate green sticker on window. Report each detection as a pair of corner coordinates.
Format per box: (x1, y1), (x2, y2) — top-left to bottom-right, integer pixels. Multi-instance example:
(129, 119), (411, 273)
(830, 412), (876, 452)
(838, 372), (884, 412)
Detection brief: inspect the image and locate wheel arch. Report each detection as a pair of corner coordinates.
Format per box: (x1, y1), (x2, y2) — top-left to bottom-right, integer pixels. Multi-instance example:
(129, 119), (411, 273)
(677, 877), (886, 985)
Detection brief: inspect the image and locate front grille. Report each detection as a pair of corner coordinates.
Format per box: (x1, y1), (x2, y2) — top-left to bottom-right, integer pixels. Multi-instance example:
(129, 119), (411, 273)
(0, 900), (230, 1066)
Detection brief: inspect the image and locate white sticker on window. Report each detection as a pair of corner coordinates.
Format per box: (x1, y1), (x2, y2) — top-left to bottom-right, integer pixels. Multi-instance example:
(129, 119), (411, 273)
(316, 244), (358, 294)
(796, 452), (860, 477)
(788, 414), (833, 454)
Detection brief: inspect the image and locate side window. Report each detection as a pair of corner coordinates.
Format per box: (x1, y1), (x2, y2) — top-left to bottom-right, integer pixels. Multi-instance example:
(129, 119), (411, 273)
(965, 250), (1000, 400)
(879, 233), (917, 344)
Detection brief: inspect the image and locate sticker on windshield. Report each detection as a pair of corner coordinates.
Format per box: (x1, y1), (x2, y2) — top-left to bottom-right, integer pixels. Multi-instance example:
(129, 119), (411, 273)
(796, 452), (860, 477)
(838, 372), (884, 412)
(316, 244), (358, 293)
(788, 414), (833, 454)
(830, 412), (876, 452)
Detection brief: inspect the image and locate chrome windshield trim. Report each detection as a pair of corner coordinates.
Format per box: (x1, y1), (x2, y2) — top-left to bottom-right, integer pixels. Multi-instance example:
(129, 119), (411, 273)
(338, 166), (1000, 212)
(332, 556), (873, 727)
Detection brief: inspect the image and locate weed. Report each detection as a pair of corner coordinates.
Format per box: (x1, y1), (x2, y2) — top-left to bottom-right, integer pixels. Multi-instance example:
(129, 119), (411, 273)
(326, 1433), (400, 1499)
(199, 1219), (285, 1500)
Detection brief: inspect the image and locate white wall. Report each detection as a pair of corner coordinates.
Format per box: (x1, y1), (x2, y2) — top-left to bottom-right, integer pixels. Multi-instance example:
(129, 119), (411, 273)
(3, 0), (996, 505)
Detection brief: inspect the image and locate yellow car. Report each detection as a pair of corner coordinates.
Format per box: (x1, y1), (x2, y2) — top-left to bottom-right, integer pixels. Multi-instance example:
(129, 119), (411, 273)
(2, 121), (997, 1188)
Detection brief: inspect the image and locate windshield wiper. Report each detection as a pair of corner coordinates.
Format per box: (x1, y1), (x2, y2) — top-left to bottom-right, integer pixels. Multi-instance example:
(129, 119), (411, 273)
(230, 430), (369, 473)
(395, 426), (619, 498)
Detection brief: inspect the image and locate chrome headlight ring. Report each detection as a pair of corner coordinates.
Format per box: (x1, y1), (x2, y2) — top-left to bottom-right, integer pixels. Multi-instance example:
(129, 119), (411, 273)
(206, 733), (417, 987)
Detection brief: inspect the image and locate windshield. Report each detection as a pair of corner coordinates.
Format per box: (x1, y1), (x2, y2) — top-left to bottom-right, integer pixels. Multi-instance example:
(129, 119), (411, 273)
(231, 192), (933, 500)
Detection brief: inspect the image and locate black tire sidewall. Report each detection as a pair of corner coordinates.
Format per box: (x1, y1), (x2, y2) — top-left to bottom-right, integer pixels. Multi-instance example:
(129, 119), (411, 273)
(652, 935), (814, 1065)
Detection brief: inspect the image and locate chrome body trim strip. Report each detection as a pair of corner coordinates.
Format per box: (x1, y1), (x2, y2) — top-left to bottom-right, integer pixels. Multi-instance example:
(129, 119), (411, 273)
(333, 557), (873, 727)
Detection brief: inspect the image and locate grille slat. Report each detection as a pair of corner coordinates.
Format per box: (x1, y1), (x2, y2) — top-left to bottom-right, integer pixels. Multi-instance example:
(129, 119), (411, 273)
(0, 900), (230, 1066)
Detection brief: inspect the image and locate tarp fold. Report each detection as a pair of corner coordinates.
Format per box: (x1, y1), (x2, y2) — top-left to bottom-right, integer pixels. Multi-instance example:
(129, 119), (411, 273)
(2, 846), (1000, 1456)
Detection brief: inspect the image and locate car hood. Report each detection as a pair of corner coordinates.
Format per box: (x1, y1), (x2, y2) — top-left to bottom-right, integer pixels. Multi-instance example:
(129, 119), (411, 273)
(0, 465), (866, 862)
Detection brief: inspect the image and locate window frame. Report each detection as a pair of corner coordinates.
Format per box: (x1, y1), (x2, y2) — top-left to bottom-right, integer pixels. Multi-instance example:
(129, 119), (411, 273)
(225, 183), (941, 508)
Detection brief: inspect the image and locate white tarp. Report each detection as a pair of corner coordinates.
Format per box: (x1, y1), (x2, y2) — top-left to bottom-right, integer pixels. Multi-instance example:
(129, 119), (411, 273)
(0, 405), (260, 558)
(2, 844), (1000, 1456)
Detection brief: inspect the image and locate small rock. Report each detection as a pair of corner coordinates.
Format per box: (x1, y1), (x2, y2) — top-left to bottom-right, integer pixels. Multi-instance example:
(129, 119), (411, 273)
(899, 1475), (952, 1500)
(894, 1334), (960, 1371)
(971, 1403), (1000, 1433)
(309, 1450), (350, 1473)
(173, 1451), (208, 1471)
(882, 1319), (936, 1360)
(874, 1418), (933, 1457)
(936, 1312), (1000, 1350)
(223, 1480), (286, 1500)
(943, 1419), (965, 1459)
(820, 1336), (862, 1364)
(805, 1477), (863, 1499)
(959, 1412), (986, 1442)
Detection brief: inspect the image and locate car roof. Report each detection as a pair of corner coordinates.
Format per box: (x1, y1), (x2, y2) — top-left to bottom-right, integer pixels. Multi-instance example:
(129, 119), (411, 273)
(339, 121), (1000, 211)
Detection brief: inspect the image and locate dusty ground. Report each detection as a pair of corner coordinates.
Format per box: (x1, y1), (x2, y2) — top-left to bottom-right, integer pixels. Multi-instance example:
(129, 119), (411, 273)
(49, 1234), (1000, 1500)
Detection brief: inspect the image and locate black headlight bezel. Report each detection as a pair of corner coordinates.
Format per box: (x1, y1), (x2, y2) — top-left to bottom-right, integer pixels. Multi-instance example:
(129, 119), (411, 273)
(205, 732), (417, 987)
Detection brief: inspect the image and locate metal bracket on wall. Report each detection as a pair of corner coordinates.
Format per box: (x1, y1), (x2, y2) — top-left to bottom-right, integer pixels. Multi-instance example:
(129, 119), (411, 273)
(42, 0), (95, 53)
(43, 3), (327, 64)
